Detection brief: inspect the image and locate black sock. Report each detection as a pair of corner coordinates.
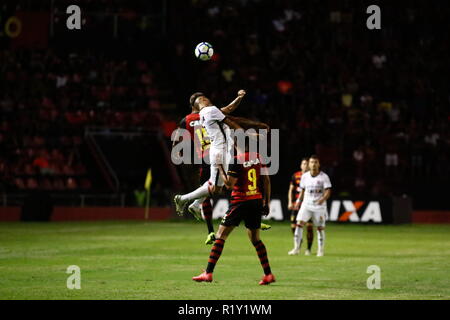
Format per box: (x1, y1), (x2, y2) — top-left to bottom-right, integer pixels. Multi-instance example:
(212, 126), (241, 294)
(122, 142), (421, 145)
(307, 225), (314, 250)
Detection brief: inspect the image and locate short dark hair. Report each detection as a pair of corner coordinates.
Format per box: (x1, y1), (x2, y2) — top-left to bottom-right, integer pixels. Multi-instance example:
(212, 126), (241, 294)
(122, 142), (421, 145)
(301, 157), (309, 162)
(309, 154), (319, 161)
(189, 92), (204, 108)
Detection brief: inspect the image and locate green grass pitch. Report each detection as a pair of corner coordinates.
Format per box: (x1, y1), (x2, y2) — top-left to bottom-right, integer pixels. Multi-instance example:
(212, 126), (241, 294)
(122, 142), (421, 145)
(0, 220), (449, 300)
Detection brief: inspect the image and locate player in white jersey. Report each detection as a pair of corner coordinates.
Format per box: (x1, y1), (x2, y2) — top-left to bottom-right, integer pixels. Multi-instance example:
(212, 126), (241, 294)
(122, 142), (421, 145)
(288, 155), (332, 257)
(174, 93), (244, 215)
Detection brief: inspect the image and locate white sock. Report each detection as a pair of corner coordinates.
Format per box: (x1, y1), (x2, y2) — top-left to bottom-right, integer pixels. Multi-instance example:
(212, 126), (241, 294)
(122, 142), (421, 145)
(317, 229), (325, 251)
(190, 198), (206, 209)
(180, 181), (210, 202)
(293, 226), (303, 250)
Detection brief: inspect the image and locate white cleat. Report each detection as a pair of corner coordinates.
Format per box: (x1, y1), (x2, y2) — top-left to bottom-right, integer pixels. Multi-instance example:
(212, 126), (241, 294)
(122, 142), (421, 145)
(317, 250), (324, 257)
(188, 201), (203, 221)
(288, 248), (299, 256)
(304, 249), (311, 256)
(174, 195), (189, 216)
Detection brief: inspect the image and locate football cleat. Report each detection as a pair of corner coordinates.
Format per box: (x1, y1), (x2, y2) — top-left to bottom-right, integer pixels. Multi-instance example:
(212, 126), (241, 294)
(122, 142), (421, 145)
(174, 195), (189, 216)
(304, 249), (311, 256)
(317, 249), (324, 257)
(188, 201), (203, 221)
(259, 273), (276, 285)
(288, 248), (299, 255)
(192, 271), (213, 282)
(260, 223), (271, 231)
(205, 232), (216, 245)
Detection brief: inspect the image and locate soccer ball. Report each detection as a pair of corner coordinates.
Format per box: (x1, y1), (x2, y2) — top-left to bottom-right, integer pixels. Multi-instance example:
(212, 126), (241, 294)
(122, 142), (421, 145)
(194, 42), (214, 61)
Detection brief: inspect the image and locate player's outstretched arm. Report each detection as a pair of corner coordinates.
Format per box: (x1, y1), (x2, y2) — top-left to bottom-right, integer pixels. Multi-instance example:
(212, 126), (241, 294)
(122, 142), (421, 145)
(296, 189), (305, 204)
(288, 183), (294, 210)
(226, 115), (270, 131)
(220, 90), (246, 115)
(223, 116), (243, 130)
(316, 188), (332, 205)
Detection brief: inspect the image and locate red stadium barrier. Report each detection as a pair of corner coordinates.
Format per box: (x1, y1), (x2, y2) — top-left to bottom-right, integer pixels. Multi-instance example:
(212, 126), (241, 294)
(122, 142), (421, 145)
(0, 207), (21, 221)
(0, 207), (172, 221)
(412, 211), (450, 224)
(1, 207), (449, 223)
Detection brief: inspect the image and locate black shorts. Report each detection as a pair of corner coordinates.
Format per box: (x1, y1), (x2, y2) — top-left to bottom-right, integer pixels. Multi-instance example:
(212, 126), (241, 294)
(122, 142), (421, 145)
(221, 199), (263, 229)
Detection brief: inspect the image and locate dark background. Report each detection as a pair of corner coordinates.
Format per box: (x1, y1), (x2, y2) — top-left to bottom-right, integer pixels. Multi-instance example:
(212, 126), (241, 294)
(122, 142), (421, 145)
(0, 0), (449, 210)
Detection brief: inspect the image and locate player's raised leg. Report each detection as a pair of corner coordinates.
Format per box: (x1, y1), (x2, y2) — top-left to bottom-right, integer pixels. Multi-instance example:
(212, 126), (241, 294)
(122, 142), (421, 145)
(187, 160), (226, 217)
(174, 180), (211, 214)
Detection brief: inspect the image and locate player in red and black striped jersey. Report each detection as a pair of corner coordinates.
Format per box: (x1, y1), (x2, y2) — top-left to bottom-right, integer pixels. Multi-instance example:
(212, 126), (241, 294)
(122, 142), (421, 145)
(178, 112), (210, 166)
(172, 90), (247, 245)
(192, 150), (275, 285)
(288, 158), (314, 254)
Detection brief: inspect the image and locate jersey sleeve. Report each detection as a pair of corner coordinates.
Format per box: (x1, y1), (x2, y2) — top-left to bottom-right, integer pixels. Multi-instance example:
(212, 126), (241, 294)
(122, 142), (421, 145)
(227, 162), (241, 178)
(324, 174), (332, 189)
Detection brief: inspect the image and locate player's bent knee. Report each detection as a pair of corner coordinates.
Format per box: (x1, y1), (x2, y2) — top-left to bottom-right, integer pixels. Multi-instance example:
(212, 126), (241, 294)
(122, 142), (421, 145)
(247, 230), (260, 243)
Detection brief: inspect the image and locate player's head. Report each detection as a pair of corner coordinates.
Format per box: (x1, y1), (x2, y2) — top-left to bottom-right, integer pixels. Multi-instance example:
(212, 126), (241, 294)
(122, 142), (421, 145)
(300, 157), (309, 172)
(189, 92), (212, 111)
(308, 155), (320, 172)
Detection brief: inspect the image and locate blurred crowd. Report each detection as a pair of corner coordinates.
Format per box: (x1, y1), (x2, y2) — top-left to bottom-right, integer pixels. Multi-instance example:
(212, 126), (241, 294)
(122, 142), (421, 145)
(168, 0), (450, 207)
(1, 0), (449, 209)
(0, 49), (167, 193)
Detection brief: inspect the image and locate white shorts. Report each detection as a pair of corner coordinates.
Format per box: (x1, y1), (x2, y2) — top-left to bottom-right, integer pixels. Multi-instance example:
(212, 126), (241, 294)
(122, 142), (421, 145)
(208, 146), (231, 187)
(296, 205), (327, 227)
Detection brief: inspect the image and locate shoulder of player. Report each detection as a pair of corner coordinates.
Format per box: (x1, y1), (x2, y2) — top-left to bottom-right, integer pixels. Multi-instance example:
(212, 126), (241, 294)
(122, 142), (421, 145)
(200, 105), (218, 114)
(302, 171), (312, 178)
(319, 171), (330, 178)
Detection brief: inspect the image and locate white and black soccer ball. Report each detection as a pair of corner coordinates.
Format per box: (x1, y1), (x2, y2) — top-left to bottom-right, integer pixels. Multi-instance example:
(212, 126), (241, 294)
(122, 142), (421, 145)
(194, 42), (214, 61)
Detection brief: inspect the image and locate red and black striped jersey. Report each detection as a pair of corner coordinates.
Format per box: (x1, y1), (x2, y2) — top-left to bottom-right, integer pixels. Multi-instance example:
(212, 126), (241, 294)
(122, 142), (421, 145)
(291, 171), (302, 200)
(228, 152), (265, 204)
(179, 113), (210, 161)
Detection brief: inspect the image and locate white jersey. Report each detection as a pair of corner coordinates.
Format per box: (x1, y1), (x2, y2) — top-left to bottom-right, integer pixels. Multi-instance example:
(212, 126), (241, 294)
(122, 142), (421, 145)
(300, 171), (332, 208)
(199, 106), (232, 150)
